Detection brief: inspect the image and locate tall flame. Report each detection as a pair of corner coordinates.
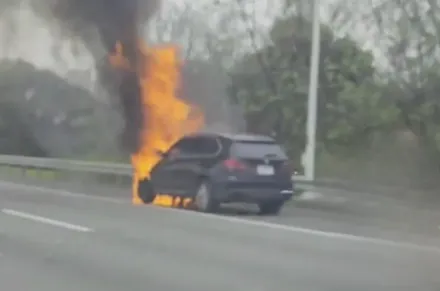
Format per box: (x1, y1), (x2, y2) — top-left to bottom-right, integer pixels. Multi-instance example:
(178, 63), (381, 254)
(110, 41), (204, 206)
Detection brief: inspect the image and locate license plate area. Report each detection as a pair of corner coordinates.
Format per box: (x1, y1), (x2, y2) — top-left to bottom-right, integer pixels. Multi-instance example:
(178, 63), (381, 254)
(256, 164), (274, 175)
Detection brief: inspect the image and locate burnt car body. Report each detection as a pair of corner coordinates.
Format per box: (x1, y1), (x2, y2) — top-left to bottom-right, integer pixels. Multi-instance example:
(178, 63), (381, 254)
(139, 132), (296, 215)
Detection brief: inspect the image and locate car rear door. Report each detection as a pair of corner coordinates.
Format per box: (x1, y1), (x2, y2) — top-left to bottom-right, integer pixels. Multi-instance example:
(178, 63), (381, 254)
(229, 140), (291, 187)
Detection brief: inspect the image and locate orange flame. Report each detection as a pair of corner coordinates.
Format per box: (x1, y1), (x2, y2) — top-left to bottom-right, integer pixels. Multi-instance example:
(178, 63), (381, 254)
(110, 41), (204, 207)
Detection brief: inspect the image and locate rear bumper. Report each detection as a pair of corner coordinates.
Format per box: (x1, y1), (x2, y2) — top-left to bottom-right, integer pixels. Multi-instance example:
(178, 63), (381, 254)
(212, 183), (295, 203)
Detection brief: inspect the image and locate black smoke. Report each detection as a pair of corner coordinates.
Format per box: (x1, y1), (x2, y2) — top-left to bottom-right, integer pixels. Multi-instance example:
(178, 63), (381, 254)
(33, 0), (161, 153)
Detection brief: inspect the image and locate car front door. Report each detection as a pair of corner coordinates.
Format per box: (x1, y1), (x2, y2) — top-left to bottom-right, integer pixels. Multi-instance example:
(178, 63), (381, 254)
(161, 137), (203, 196)
(168, 136), (221, 196)
(149, 140), (189, 195)
(150, 136), (221, 196)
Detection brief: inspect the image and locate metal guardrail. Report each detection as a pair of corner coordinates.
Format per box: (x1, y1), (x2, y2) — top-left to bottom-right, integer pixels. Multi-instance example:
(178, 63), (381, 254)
(4, 155), (428, 203)
(0, 154), (311, 181)
(2, 156), (436, 210)
(0, 155), (132, 176)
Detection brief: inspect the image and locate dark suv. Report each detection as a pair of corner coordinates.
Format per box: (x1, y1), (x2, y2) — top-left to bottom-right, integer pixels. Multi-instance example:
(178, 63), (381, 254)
(140, 132), (295, 215)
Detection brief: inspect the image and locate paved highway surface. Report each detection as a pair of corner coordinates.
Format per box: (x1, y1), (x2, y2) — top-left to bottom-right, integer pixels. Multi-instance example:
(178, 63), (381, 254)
(1, 180), (440, 290)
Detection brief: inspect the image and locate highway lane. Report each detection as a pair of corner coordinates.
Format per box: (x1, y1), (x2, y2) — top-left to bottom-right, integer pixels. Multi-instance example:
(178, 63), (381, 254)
(1, 182), (440, 290)
(3, 179), (440, 245)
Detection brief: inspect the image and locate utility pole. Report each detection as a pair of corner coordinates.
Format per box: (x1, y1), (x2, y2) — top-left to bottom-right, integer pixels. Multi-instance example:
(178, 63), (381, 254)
(303, 0), (321, 181)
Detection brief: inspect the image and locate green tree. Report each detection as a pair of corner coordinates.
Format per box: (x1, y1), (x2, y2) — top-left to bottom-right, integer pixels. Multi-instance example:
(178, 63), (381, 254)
(331, 0), (440, 171)
(369, 0), (440, 168)
(228, 14), (392, 169)
(0, 60), (120, 159)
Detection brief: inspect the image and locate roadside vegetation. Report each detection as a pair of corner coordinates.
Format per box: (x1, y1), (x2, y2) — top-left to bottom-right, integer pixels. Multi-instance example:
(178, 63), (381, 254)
(1, 0), (440, 195)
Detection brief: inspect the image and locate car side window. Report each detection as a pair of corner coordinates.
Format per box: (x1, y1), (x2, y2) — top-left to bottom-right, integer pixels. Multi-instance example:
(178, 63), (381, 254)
(166, 138), (193, 159)
(176, 138), (199, 155)
(169, 136), (220, 158)
(197, 137), (220, 155)
(167, 147), (181, 159)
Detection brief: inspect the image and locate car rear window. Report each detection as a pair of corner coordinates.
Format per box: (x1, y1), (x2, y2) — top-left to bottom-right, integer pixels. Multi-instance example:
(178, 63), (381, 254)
(231, 141), (287, 159)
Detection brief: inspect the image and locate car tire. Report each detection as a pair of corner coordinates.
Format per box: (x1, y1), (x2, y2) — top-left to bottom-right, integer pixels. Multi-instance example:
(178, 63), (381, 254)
(194, 181), (219, 213)
(258, 200), (284, 216)
(138, 178), (156, 204)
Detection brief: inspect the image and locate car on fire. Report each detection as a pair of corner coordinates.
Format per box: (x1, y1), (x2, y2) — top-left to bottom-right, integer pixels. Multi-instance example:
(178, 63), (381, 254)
(140, 132), (296, 215)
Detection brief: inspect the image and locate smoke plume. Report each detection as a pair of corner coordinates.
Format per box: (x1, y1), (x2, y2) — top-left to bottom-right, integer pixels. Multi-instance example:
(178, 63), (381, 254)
(31, 0), (161, 153)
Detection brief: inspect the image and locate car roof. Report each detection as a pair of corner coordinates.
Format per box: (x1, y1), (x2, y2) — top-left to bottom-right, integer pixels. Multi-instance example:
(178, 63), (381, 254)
(185, 131), (275, 143)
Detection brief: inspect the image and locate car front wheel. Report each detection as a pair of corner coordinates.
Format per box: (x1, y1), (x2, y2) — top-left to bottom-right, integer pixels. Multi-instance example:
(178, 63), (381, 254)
(194, 181), (219, 213)
(137, 178), (156, 204)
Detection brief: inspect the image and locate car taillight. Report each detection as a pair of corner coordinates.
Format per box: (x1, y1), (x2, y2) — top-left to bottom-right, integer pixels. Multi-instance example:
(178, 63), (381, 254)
(223, 159), (246, 170)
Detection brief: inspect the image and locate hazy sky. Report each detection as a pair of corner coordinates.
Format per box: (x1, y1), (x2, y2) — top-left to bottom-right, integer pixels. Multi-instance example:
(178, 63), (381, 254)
(0, 0), (277, 89)
(0, 3), (93, 76)
(0, 0), (380, 83)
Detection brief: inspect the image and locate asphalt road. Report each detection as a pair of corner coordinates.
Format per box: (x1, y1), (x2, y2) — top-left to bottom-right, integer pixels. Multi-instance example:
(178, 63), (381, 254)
(1, 180), (440, 291)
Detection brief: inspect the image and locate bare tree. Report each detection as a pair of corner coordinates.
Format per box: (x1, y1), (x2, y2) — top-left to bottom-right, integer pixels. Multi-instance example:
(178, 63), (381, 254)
(147, 2), (203, 59)
(326, 0), (440, 85)
(317, 0), (440, 187)
(0, 1), (21, 55)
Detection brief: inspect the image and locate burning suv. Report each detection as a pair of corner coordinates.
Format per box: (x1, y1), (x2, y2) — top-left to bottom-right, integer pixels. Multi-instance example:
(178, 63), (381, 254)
(139, 132), (295, 215)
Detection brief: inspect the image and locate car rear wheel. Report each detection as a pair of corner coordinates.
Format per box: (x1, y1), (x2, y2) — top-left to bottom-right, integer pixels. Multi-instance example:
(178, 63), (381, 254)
(194, 182), (219, 213)
(258, 200), (284, 215)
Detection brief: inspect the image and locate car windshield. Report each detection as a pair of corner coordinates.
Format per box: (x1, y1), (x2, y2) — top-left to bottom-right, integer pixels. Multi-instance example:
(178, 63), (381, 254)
(231, 141), (287, 159)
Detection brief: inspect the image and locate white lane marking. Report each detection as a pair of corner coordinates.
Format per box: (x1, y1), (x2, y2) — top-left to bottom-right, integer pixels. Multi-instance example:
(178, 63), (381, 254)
(1, 181), (439, 254)
(296, 191), (347, 203)
(297, 191), (325, 201)
(2, 209), (93, 232)
(158, 207), (440, 254)
(0, 181), (126, 204)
